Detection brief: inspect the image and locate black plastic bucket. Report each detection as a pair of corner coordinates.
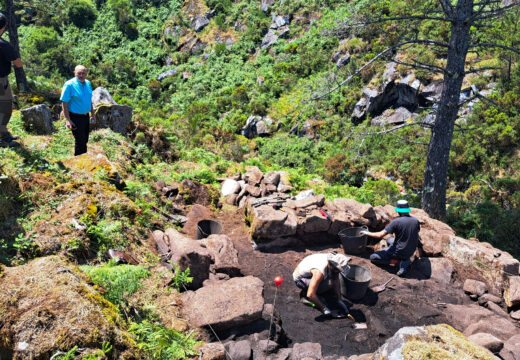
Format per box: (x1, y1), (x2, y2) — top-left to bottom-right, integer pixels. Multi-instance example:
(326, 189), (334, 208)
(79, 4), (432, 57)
(340, 265), (371, 300)
(338, 226), (368, 255)
(196, 219), (223, 239)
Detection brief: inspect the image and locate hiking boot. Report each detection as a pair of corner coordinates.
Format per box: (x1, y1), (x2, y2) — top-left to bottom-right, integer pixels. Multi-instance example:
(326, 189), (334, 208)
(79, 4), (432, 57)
(0, 139), (20, 148)
(397, 259), (411, 277)
(1, 131), (19, 142)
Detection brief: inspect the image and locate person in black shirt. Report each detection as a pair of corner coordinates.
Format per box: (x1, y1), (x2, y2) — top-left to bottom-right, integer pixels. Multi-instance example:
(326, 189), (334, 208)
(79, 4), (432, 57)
(362, 200), (420, 277)
(0, 12), (23, 148)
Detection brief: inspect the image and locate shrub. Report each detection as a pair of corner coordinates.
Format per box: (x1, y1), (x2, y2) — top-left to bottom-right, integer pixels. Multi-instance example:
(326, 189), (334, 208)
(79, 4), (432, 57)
(67, 0), (97, 28)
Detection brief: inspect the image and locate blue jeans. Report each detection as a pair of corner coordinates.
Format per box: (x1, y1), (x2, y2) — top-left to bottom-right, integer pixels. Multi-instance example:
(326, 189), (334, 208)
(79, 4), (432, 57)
(370, 237), (398, 265)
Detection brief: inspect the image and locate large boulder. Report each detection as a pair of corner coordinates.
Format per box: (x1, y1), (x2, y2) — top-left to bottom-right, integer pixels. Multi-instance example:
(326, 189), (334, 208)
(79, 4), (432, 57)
(290, 342), (322, 359)
(20, 104), (54, 134)
(92, 88), (131, 135)
(0, 256), (138, 359)
(284, 195), (325, 211)
(92, 87), (116, 106)
(241, 115), (272, 138)
(463, 316), (519, 342)
(200, 234), (241, 277)
(221, 179), (241, 196)
(464, 279), (488, 297)
(500, 334), (520, 360)
(193, 15), (210, 32)
(226, 340), (252, 360)
(372, 324), (496, 360)
(327, 211), (355, 236)
(244, 166), (264, 186)
(164, 228), (212, 289)
(301, 210), (331, 233)
(94, 103), (132, 136)
(504, 276), (520, 308)
(248, 204), (298, 241)
(467, 333), (503, 354)
(444, 304), (496, 330)
(443, 236), (519, 292)
(180, 276), (264, 330)
(371, 107), (413, 127)
(331, 198), (376, 226)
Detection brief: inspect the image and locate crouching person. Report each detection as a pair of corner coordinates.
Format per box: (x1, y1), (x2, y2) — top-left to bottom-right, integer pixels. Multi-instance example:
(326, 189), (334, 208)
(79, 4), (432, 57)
(293, 251), (351, 318)
(362, 200), (420, 277)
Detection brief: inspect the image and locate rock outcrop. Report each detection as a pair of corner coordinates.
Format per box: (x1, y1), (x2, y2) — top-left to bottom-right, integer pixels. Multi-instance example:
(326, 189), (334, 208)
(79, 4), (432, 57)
(163, 228), (212, 289)
(372, 324), (496, 360)
(20, 104), (54, 135)
(92, 88), (132, 135)
(180, 276), (264, 330)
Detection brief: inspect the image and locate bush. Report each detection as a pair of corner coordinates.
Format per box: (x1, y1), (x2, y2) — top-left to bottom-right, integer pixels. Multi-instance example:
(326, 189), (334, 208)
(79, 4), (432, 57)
(67, 0), (97, 28)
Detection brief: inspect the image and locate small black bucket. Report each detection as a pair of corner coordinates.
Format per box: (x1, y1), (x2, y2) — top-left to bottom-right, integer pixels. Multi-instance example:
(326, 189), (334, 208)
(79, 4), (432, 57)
(340, 265), (371, 300)
(196, 219), (223, 239)
(338, 226), (368, 255)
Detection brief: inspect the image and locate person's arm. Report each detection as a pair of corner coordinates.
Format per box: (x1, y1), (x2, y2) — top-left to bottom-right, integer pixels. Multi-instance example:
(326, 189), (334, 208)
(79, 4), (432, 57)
(62, 102), (76, 130)
(12, 58), (23, 68)
(307, 269), (326, 311)
(363, 229), (388, 239)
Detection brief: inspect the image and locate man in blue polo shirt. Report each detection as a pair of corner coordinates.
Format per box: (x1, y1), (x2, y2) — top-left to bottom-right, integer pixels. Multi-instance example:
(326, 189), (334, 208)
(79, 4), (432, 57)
(362, 200), (420, 277)
(60, 65), (95, 156)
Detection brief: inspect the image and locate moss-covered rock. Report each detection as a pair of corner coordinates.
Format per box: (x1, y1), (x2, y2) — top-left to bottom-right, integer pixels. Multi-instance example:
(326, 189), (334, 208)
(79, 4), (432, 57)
(0, 255), (140, 359)
(63, 149), (124, 188)
(372, 324), (496, 360)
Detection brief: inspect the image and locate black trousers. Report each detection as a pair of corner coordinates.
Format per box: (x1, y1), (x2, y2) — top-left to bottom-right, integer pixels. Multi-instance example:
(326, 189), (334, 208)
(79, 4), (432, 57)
(70, 112), (90, 156)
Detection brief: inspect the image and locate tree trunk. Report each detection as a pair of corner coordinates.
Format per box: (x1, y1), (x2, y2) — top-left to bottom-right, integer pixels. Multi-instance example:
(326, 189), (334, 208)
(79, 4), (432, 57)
(421, 0), (473, 219)
(5, 0), (30, 93)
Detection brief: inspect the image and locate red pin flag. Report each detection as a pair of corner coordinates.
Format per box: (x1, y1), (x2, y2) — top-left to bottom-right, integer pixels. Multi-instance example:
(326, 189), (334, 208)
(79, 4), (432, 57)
(274, 276), (283, 286)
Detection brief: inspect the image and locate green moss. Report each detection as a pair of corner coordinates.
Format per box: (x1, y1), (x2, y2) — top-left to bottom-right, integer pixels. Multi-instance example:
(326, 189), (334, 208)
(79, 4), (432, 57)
(401, 324), (495, 360)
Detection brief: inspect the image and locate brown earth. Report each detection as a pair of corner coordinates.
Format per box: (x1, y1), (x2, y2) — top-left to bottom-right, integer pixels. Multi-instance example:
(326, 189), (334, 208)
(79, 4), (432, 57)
(182, 207), (479, 357)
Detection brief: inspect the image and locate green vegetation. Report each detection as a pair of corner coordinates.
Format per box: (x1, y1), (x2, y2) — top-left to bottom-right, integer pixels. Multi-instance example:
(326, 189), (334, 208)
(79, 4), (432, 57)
(80, 260), (151, 306)
(129, 320), (201, 360)
(170, 263), (193, 291)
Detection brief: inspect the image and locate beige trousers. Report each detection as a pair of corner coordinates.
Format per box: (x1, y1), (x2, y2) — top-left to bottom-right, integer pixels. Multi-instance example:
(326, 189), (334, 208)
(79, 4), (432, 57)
(0, 76), (13, 127)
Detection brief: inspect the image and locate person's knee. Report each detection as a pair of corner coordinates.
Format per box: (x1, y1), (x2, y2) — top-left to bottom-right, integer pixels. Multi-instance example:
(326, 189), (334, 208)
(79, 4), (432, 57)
(370, 253), (380, 261)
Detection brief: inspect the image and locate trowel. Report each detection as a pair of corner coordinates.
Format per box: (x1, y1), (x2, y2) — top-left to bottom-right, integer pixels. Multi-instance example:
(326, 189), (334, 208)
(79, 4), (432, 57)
(371, 276), (394, 293)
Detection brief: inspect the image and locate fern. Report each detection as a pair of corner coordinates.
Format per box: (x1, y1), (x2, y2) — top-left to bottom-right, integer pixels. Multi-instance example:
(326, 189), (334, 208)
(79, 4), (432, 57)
(129, 320), (201, 360)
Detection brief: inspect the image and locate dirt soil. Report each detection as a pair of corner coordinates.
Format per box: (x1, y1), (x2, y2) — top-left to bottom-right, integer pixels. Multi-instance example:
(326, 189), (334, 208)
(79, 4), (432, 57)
(183, 207), (473, 357)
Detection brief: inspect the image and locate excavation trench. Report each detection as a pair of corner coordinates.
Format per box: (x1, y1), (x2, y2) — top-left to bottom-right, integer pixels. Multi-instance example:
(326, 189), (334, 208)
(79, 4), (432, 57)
(183, 208), (473, 357)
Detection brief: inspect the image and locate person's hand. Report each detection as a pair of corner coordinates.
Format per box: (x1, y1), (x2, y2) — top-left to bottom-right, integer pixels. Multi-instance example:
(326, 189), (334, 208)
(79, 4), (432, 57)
(66, 119), (76, 130)
(90, 115), (96, 125)
(360, 230), (369, 236)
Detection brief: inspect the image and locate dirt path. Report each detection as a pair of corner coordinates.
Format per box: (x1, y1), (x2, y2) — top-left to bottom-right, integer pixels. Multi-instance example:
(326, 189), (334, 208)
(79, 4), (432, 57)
(184, 208), (469, 357)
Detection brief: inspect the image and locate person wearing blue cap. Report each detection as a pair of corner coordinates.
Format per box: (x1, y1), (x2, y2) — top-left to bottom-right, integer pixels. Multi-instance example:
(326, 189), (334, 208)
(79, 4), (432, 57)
(361, 200), (420, 276)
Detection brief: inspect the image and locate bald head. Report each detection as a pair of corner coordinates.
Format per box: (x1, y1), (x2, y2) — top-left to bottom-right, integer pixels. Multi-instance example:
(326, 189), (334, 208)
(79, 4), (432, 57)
(74, 65), (88, 83)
